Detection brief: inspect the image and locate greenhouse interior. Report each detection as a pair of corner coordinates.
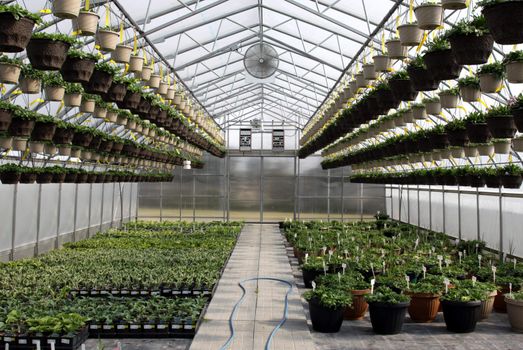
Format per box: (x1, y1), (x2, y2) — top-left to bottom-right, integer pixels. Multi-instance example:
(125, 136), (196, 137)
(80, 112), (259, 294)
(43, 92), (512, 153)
(3, 0), (523, 349)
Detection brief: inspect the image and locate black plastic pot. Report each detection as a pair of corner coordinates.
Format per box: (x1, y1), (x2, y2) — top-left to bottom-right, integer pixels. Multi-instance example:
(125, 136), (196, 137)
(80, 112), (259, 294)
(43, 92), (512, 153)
(9, 118), (35, 137)
(31, 121), (56, 142)
(302, 268), (323, 288)
(20, 172), (37, 184)
(424, 50), (463, 81)
(486, 115), (517, 139)
(483, 1), (523, 45)
(448, 34), (494, 65)
(36, 172), (53, 184)
(72, 132), (93, 147)
(117, 91), (141, 111)
(0, 13), (35, 52)
(441, 300), (481, 333)
(64, 173), (77, 183)
(83, 69), (113, 94)
(502, 175), (523, 189)
(407, 66), (440, 91)
(53, 127), (75, 145)
(512, 107), (523, 132)
(485, 175), (501, 188)
(389, 78), (419, 101)
(52, 173), (66, 183)
(104, 82), (127, 103)
(368, 302), (409, 335)
(466, 122), (492, 143)
(470, 175), (486, 188)
(26, 38), (71, 71)
(308, 298), (344, 333)
(0, 108), (13, 132)
(447, 129), (469, 146)
(0, 171), (20, 184)
(60, 57), (96, 83)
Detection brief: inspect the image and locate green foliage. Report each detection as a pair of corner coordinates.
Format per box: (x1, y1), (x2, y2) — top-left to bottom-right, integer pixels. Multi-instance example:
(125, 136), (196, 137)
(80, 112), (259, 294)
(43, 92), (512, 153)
(67, 48), (99, 62)
(425, 36), (451, 53)
(43, 72), (65, 87)
(508, 291), (523, 301)
(20, 64), (44, 80)
(0, 4), (41, 23)
(0, 163), (22, 173)
(478, 62), (505, 78)
(94, 62), (120, 76)
(366, 286), (410, 304)
(303, 285), (352, 309)
(31, 32), (77, 45)
(446, 16), (490, 37)
(504, 50), (523, 64)
(440, 87), (460, 96)
(422, 96), (440, 103)
(486, 104), (512, 117)
(445, 119), (467, 132)
(64, 82), (83, 94)
(389, 70), (409, 80)
(440, 280), (490, 302)
(458, 76), (481, 88)
(408, 280), (443, 295)
(0, 55), (21, 66)
(408, 56), (426, 69)
(466, 110), (487, 123)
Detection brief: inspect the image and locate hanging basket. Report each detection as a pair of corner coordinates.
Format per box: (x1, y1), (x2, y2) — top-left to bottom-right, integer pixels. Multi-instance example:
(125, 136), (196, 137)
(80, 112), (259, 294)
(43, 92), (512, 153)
(61, 56), (96, 83)
(442, 0), (468, 10)
(412, 105), (427, 120)
(424, 49), (462, 81)
(389, 78), (418, 101)
(129, 55), (144, 73)
(166, 86), (176, 100)
(157, 81), (169, 95)
(0, 13), (36, 52)
(362, 64), (377, 80)
(82, 68), (113, 94)
(464, 145), (479, 158)
(93, 106), (107, 119)
(117, 91), (141, 110)
(63, 92), (82, 107)
(493, 139), (512, 154)
(398, 24), (424, 46)
(425, 101), (441, 115)
(111, 44), (133, 64)
(466, 122), (492, 143)
(513, 137), (523, 152)
(12, 137), (28, 151)
(486, 115), (517, 139)
(141, 66), (152, 81)
(19, 77), (41, 94)
(460, 86), (481, 102)
(148, 74), (161, 88)
(355, 73), (367, 88)
(104, 82), (127, 103)
(26, 39), (71, 71)
(0, 108), (13, 132)
(106, 111), (118, 123)
(96, 29), (119, 52)
(31, 121), (56, 142)
(373, 55), (391, 72)
(0, 62), (21, 84)
(386, 39), (408, 59)
(74, 11), (100, 36)
(80, 98), (95, 113)
(29, 142), (45, 154)
(483, 1), (523, 45)
(479, 73), (503, 93)
(449, 34), (494, 65)
(407, 66), (439, 91)
(9, 118), (35, 137)
(52, 0), (82, 19)
(414, 4), (443, 30)
(44, 86), (65, 102)
(439, 92), (459, 108)
(506, 61), (523, 83)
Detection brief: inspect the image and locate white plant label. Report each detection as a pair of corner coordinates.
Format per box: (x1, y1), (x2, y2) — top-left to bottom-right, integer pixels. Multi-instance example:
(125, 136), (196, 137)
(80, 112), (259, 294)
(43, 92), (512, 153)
(437, 255), (443, 271)
(344, 249), (348, 258)
(312, 281), (316, 291)
(472, 276), (477, 287)
(510, 283), (513, 297)
(328, 250), (333, 262)
(370, 278), (376, 294)
(50, 344), (54, 350)
(478, 255), (482, 268)
(458, 251), (462, 264)
(342, 263), (347, 275)
(382, 261), (386, 273)
(514, 258), (518, 269)
(492, 266), (497, 283)
(444, 278), (450, 294)
(294, 233), (297, 239)
(370, 262), (375, 278)
(445, 259), (450, 268)
(476, 243), (479, 254)
(5, 344), (8, 350)
(422, 265), (427, 279)
(35, 342), (40, 350)
(405, 275), (410, 290)
(381, 249), (385, 258)
(338, 272), (341, 283)
(322, 246), (327, 255)
(414, 238), (419, 250)
(322, 261), (327, 275)
(304, 253), (309, 264)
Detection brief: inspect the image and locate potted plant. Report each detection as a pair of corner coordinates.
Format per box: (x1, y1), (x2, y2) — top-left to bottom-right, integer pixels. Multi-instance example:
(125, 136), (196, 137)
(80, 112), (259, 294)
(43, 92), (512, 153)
(447, 16), (494, 65)
(104, 75), (128, 103)
(439, 87), (460, 108)
(504, 50), (523, 83)
(423, 97), (441, 115)
(31, 114), (57, 143)
(407, 56), (439, 91)
(129, 54), (144, 73)
(486, 105), (517, 139)
(19, 64), (43, 94)
(506, 291), (523, 332)
(440, 281), (488, 333)
(0, 101), (15, 133)
(48, 166), (67, 183)
(414, 2), (443, 30)
(499, 164), (523, 189)
(94, 97), (109, 119)
(96, 26), (120, 52)
(117, 78), (142, 111)
(302, 258), (326, 288)
(478, 62), (505, 93)
(53, 121), (75, 145)
(458, 76), (481, 102)
(398, 22), (424, 46)
(80, 93), (96, 113)
(424, 36), (463, 81)
(373, 54), (391, 72)
(411, 103), (427, 120)
(19, 166), (36, 183)
(304, 285), (351, 333)
(445, 119), (469, 147)
(0, 4), (40, 52)
(405, 278), (443, 323)
(111, 44), (133, 64)
(9, 105), (36, 137)
(466, 111), (491, 143)
(43, 72), (65, 102)
(83, 61), (118, 94)
(74, 8), (100, 36)
(0, 55), (21, 84)
(0, 163), (21, 184)
(26, 32), (75, 70)
(64, 82), (84, 107)
(366, 286), (410, 334)
(480, 0), (523, 45)
(385, 37), (408, 59)
(52, 0), (81, 19)
(388, 70), (418, 101)
(61, 49), (98, 83)
(510, 94), (523, 132)
(140, 64), (153, 81)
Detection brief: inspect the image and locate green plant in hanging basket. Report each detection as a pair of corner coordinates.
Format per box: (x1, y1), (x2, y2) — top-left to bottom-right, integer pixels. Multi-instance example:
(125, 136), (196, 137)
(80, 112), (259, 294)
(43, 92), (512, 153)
(42, 72), (65, 87)
(94, 62), (120, 76)
(485, 104), (511, 117)
(440, 87), (460, 96)
(0, 55), (22, 66)
(67, 48), (99, 62)
(477, 62), (505, 78)
(446, 15), (490, 37)
(408, 55), (427, 69)
(64, 82), (83, 94)
(504, 50), (523, 64)
(424, 35), (451, 54)
(0, 4), (42, 23)
(31, 32), (77, 45)
(422, 96), (440, 103)
(458, 76), (481, 88)
(20, 64), (44, 80)
(389, 70), (409, 80)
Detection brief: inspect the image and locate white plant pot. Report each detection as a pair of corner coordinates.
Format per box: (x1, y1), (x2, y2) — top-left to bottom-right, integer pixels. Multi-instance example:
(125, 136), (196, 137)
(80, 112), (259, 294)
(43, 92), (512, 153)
(386, 39), (408, 59)
(44, 143), (57, 155)
(96, 30), (119, 52)
(149, 129), (156, 138)
(91, 153), (100, 161)
(45, 86), (65, 102)
(479, 73), (503, 93)
(52, 0), (81, 19)
(166, 87), (176, 100)
(135, 124), (143, 133)
(355, 73), (367, 88)
(70, 148), (81, 158)
(493, 139), (512, 154)
(425, 101), (442, 115)
(106, 111), (118, 123)
(111, 44), (133, 64)
(424, 152), (433, 162)
(412, 106), (427, 120)
(74, 11), (99, 36)
(440, 149), (452, 159)
(29, 141), (45, 153)
(64, 93), (82, 107)
(129, 55), (144, 73)
(373, 55), (391, 72)
(157, 81), (169, 95)
(127, 120), (137, 130)
(349, 80), (359, 94)
(59, 145), (71, 156)
(442, 0), (468, 10)
(383, 119), (395, 130)
(398, 23), (424, 46)
(0, 136), (13, 149)
(440, 93), (459, 108)
(506, 61), (523, 83)
(0, 63), (21, 84)
(403, 110), (414, 123)
(513, 137), (523, 152)
(12, 138), (27, 151)
(362, 64), (377, 80)
(451, 147), (465, 158)
(116, 115), (128, 126)
(80, 99), (95, 113)
(141, 67), (153, 81)
(148, 74), (161, 88)
(414, 4), (443, 30)
(81, 150), (92, 160)
(478, 143), (494, 156)
(94, 106), (107, 119)
(19, 78), (41, 94)
(394, 115), (406, 127)
(460, 86), (481, 102)
(179, 100), (187, 110)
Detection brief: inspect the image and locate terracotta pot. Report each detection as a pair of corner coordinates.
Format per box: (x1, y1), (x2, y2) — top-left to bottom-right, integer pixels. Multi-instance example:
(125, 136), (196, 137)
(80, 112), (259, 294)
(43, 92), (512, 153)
(96, 29), (119, 52)
(442, 0), (468, 9)
(0, 13), (35, 52)
(506, 61), (523, 83)
(111, 44), (133, 64)
(506, 296), (523, 332)
(80, 99), (95, 113)
(19, 77), (41, 94)
(480, 290), (498, 320)
(386, 39), (408, 59)
(61, 56), (96, 83)
(64, 93), (82, 107)
(44, 86), (65, 102)
(0, 63), (21, 84)
(460, 86), (481, 102)
(414, 4), (443, 30)
(74, 11), (100, 36)
(398, 23), (424, 46)
(440, 93), (459, 108)
(26, 39), (71, 71)
(52, 0), (82, 19)
(344, 289), (370, 320)
(479, 73), (503, 93)
(129, 55), (144, 73)
(407, 293), (440, 323)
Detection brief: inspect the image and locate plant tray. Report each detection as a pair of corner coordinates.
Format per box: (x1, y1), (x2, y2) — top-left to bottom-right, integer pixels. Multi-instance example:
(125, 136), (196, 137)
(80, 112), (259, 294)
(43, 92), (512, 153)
(0, 327), (88, 350)
(87, 317), (200, 339)
(68, 287), (213, 298)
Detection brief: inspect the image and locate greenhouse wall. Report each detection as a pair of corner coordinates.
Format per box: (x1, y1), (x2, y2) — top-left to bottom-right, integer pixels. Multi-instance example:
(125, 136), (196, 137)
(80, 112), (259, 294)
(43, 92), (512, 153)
(0, 183), (137, 261)
(387, 185), (523, 258)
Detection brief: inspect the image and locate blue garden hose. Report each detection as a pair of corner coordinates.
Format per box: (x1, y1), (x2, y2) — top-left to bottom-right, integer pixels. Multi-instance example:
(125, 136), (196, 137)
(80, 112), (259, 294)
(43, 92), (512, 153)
(218, 277), (294, 350)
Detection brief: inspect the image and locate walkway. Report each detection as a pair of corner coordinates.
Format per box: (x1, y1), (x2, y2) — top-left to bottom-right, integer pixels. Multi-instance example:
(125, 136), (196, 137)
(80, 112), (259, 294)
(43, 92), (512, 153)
(190, 224), (315, 350)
